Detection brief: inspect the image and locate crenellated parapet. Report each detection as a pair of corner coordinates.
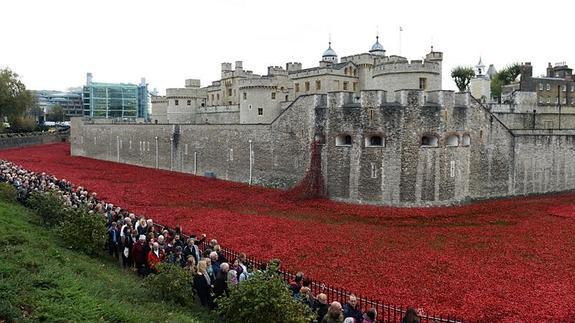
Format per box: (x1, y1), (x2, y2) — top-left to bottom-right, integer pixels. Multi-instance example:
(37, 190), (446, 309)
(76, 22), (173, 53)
(238, 77), (276, 89)
(373, 60), (441, 77)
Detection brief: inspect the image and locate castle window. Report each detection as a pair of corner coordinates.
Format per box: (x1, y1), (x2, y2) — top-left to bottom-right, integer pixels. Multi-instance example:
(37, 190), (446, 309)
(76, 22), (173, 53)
(285, 95), (288, 101)
(353, 69), (358, 76)
(344, 67), (349, 75)
(419, 78), (427, 90)
(421, 135), (438, 147)
(316, 80), (321, 90)
(462, 134), (471, 146)
(211, 94), (214, 101)
(353, 82), (358, 92)
(187, 100), (191, 106)
(243, 92), (247, 100)
(563, 85), (567, 92)
(217, 93), (220, 100)
(248, 104), (252, 110)
(368, 109), (375, 121)
(295, 83), (300, 92)
(258, 107), (263, 116)
(563, 98), (567, 104)
(539, 83), (543, 91)
(446, 134), (459, 147)
(547, 98), (550, 104)
(546, 84), (550, 91)
(305, 82), (310, 91)
(343, 82), (349, 91)
(271, 92), (276, 100)
(336, 134), (352, 146)
(174, 99), (179, 106)
(365, 135), (384, 147)
(201, 103), (205, 107)
(370, 162), (378, 178)
(227, 89), (232, 96)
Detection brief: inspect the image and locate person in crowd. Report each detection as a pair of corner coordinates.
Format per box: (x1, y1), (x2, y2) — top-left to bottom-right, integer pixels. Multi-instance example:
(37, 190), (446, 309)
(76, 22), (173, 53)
(363, 308), (377, 323)
(121, 225), (135, 268)
(298, 286), (315, 309)
(194, 260), (213, 308)
(343, 294), (363, 322)
(147, 242), (165, 274)
(314, 293), (329, 323)
(322, 301), (344, 323)
(213, 244), (228, 264)
(184, 255), (197, 276)
(107, 222), (120, 259)
(401, 307), (421, 323)
(172, 234), (185, 250)
(290, 272), (304, 297)
(168, 246), (186, 267)
(213, 262), (229, 300)
(210, 251), (221, 276)
(132, 235), (149, 276)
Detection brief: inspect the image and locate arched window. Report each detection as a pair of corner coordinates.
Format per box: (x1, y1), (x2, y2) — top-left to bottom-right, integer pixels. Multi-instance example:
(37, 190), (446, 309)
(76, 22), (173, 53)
(462, 134), (471, 146)
(421, 135), (439, 147)
(446, 134), (459, 147)
(336, 134), (352, 146)
(365, 135), (384, 147)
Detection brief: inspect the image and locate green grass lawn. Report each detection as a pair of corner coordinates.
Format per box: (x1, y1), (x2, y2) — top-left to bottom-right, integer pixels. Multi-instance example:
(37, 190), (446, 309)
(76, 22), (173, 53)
(0, 200), (216, 323)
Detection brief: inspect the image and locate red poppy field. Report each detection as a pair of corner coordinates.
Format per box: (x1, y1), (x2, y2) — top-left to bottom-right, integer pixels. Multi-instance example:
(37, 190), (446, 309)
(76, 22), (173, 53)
(1, 143), (574, 322)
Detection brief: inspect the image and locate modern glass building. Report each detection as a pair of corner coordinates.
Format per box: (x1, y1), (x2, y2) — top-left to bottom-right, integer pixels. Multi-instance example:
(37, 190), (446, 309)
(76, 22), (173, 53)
(33, 89), (83, 120)
(82, 73), (149, 119)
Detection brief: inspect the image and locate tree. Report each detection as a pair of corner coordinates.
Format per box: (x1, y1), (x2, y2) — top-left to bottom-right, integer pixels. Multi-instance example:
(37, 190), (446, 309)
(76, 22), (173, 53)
(491, 63), (520, 100)
(451, 66), (475, 92)
(0, 68), (34, 123)
(46, 104), (65, 122)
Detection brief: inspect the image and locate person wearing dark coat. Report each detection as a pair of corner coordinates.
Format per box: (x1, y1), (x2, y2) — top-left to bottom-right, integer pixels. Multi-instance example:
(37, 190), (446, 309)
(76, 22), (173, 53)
(131, 235), (149, 276)
(314, 293), (329, 323)
(194, 260), (213, 308)
(342, 294), (363, 322)
(212, 262), (230, 301)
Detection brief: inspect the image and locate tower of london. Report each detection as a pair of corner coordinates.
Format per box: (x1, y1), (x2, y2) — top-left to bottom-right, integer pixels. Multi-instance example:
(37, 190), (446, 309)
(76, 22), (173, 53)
(70, 37), (575, 206)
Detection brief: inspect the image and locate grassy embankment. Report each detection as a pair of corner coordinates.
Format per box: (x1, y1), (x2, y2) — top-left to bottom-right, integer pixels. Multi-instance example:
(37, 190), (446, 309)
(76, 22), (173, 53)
(0, 200), (215, 322)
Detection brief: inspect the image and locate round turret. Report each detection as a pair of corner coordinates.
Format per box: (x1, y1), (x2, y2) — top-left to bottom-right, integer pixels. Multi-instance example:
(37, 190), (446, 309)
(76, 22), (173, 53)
(369, 36), (385, 56)
(322, 42), (338, 63)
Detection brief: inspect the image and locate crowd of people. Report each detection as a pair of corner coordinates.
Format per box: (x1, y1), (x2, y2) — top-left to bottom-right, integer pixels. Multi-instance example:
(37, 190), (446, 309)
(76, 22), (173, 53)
(0, 159), (425, 323)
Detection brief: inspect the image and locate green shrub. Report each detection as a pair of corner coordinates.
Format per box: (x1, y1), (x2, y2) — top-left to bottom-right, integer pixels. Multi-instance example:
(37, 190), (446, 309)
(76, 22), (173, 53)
(56, 207), (107, 256)
(142, 263), (195, 306)
(216, 265), (314, 323)
(26, 191), (68, 226)
(0, 183), (17, 203)
(0, 298), (22, 322)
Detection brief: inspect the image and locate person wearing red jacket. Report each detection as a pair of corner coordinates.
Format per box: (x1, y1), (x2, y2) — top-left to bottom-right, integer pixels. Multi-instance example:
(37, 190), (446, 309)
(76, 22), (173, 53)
(132, 235), (149, 276)
(147, 241), (165, 273)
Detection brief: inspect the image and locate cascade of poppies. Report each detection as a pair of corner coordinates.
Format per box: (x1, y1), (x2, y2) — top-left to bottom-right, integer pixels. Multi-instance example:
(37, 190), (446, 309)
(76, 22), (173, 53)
(285, 139), (326, 200)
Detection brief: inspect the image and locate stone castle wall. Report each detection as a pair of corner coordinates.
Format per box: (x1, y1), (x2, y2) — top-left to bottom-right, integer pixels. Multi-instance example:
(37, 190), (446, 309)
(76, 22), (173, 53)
(71, 90), (575, 206)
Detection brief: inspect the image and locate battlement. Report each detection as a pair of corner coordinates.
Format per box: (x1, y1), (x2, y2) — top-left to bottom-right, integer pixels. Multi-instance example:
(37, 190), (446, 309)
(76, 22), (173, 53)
(286, 62), (302, 72)
(340, 53), (376, 66)
(151, 95), (167, 103)
(373, 60), (441, 76)
(327, 90), (470, 109)
(166, 87), (206, 98)
(221, 69), (257, 79)
(238, 77), (275, 89)
(185, 79), (201, 88)
(267, 66), (288, 76)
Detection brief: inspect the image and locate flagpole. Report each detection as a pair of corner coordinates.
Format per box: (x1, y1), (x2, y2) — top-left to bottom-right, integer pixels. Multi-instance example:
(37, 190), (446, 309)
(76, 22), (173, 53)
(399, 26), (402, 56)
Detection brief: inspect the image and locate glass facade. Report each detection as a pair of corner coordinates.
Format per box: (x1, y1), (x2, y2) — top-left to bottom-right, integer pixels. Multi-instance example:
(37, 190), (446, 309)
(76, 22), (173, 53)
(83, 82), (148, 119)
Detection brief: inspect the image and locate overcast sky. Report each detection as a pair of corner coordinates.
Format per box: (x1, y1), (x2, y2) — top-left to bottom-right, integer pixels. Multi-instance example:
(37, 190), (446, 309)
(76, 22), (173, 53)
(2, 0), (574, 93)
